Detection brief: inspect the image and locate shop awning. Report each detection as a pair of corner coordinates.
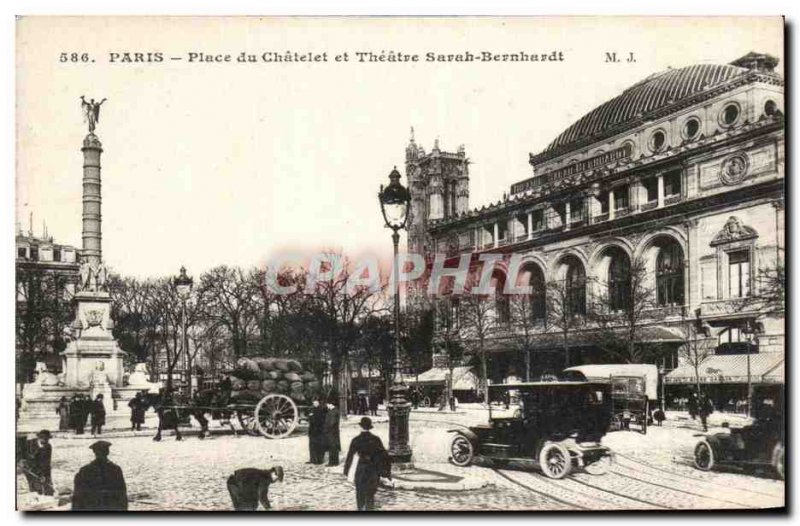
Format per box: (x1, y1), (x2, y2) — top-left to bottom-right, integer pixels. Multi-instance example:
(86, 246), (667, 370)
(480, 325), (684, 353)
(404, 366), (479, 390)
(665, 353), (784, 385)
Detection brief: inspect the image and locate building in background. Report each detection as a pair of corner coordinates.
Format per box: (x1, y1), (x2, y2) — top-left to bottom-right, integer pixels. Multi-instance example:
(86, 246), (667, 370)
(408, 52), (784, 410)
(16, 224), (81, 375)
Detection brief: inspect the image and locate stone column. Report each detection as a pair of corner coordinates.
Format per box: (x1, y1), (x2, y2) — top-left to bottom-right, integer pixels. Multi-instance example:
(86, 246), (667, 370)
(493, 223), (499, 248)
(609, 189), (616, 220)
(657, 174), (665, 208)
(527, 212), (533, 240)
(564, 200), (572, 231)
(81, 134), (103, 267)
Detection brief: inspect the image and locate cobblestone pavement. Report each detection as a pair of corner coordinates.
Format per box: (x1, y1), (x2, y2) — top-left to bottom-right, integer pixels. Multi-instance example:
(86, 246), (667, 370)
(18, 410), (785, 511)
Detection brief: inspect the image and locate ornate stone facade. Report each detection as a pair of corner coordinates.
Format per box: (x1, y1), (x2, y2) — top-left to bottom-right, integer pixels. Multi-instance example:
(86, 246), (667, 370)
(406, 52), (784, 401)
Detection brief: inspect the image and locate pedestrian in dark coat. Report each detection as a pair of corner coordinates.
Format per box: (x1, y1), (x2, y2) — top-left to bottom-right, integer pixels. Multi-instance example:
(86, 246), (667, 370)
(90, 394), (106, 436)
(343, 417), (391, 511)
(24, 430), (54, 496)
(307, 400), (326, 464)
(368, 393), (379, 416)
(226, 466), (284, 510)
(128, 392), (146, 431)
(70, 395), (86, 434)
(72, 440), (128, 511)
(80, 395), (91, 434)
(324, 401), (341, 466)
(57, 397), (70, 432)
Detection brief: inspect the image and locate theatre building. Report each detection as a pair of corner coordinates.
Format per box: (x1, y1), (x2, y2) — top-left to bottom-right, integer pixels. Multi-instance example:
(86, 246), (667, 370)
(405, 52), (784, 410)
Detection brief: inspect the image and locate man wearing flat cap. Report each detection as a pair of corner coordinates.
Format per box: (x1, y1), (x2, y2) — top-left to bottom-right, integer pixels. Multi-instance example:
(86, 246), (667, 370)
(72, 440), (128, 511)
(226, 466), (284, 511)
(343, 417), (391, 511)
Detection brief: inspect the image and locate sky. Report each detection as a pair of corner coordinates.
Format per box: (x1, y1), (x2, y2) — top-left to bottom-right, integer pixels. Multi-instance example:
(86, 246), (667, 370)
(15, 16), (783, 279)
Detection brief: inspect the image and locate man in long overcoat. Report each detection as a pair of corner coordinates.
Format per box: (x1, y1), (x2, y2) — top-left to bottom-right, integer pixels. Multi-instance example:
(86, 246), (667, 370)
(72, 441), (128, 511)
(128, 392), (146, 431)
(343, 417), (391, 511)
(324, 401), (341, 466)
(307, 400), (327, 464)
(90, 394), (106, 436)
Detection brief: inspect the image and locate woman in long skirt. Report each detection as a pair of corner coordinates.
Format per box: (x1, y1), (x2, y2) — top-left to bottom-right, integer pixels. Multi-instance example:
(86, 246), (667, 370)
(56, 396), (70, 431)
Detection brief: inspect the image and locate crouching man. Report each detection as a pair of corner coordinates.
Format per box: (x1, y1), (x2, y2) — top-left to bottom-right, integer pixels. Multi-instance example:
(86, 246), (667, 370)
(227, 466), (284, 511)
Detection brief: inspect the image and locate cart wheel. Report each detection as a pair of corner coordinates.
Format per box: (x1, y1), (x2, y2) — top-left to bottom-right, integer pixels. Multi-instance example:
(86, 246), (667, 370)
(236, 411), (259, 436)
(772, 443), (784, 480)
(449, 434), (474, 467)
(421, 397), (431, 408)
(584, 454), (612, 476)
(693, 440), (715, 471)
(255, 393), (299, 439)
(539, 442), (572, 479)
(610, 414), (622, 431)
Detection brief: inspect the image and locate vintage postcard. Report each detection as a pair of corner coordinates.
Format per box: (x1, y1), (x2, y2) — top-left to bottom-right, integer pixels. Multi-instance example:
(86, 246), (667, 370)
(15, 16), (785, 512)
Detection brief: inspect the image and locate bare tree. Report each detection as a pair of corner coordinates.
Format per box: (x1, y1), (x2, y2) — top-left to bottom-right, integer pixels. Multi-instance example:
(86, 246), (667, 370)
(508, 285), (546, 381)
(458, 293), (497, 406)
(306, 251), (388, 416)
(196, 266), (258, 359)
(677, 309), (716, 398)
(435, 299), (466, 408)
(588, 256), (664, 364)
(545, 278), (585, 369)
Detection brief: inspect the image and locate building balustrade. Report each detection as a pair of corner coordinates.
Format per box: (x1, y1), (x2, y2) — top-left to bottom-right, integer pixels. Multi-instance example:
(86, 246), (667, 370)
(641, 201), (658, 211)
(592, 213), (609, 224)
(664, 194), (683, 206)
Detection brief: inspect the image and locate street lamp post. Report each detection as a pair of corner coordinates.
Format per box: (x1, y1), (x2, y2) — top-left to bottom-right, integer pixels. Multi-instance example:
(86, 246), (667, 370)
(174, 266), (194, 398)
(378, 166), (413, 467)
(742, 319), (762, 418)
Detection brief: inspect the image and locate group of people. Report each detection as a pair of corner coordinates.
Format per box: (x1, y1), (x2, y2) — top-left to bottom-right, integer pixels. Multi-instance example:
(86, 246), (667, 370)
(687, 392), (715, 431)
(352, 392), (379, 416)
(57, 394), (106, 435)
(307, 400), (341, 465)
(19, 431), (128, 510)
(307, 399), (392, 511)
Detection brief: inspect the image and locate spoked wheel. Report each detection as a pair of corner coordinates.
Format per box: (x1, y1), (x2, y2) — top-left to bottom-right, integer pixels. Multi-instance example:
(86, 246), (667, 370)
(772, 443), (784, 480)
(449, 434), (474, 467)
(693, 440), (715, 471)
(611, 414), (622, 431)
(236, 411), (259, 436)
(539, 442), (572, 479)
(255, 393), (299, 439)
(584, 454), (612, 476)
(420, 397), (431, 408)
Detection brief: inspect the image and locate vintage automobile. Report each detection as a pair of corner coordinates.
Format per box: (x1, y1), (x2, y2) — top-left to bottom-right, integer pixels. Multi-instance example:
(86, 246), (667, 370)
(565, 364), (659, 434)
(693, 387), (784, 479)
(448, 372), (614, 479)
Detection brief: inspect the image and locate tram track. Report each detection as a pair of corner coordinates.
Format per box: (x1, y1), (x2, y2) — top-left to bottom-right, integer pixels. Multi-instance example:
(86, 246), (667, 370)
(614, 452), (784, 500)
(410, 415), (780, 509)
(491, 469), (587, 510)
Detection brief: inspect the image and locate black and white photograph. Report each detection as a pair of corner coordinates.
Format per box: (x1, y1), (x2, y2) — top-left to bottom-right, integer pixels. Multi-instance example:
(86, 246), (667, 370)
(12, 16), (785, 512)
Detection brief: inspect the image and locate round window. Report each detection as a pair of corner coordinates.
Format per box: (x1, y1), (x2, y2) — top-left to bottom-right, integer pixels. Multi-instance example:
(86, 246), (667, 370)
(650, 130), (666, 152)
(764, 100), (778, 116)
(684, 118), (700, 140)
(721, 103), (740, 126)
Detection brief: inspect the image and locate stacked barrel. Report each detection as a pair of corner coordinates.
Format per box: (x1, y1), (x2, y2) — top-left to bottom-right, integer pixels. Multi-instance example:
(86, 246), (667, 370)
(229, 358), (321, 404)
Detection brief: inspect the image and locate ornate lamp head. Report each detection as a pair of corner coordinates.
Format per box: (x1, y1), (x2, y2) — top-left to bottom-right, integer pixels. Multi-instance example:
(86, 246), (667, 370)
(174, 266), (194, 299)
(378, 167), (411, 231)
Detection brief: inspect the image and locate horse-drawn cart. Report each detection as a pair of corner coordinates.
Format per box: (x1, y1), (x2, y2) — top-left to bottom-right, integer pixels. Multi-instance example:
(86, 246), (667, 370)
(150, 357), (322, 441)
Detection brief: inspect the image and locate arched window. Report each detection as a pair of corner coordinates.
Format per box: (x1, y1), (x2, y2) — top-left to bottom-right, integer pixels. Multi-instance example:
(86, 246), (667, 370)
(608, 250), (631, 311)
(520, 264), (546, 322)
(564, 258), (586, 315)
(491, 272), (510, 324)
(656, 241), (685, 306)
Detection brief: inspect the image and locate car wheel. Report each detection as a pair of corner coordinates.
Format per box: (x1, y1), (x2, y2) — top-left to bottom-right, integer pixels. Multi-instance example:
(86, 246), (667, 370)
(772, 443), (784, 480)
(584, 454), (612, 476)
(450, 434), (474, 467)
(694, 440), (715, 471)
(539, 442), (572, 479)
